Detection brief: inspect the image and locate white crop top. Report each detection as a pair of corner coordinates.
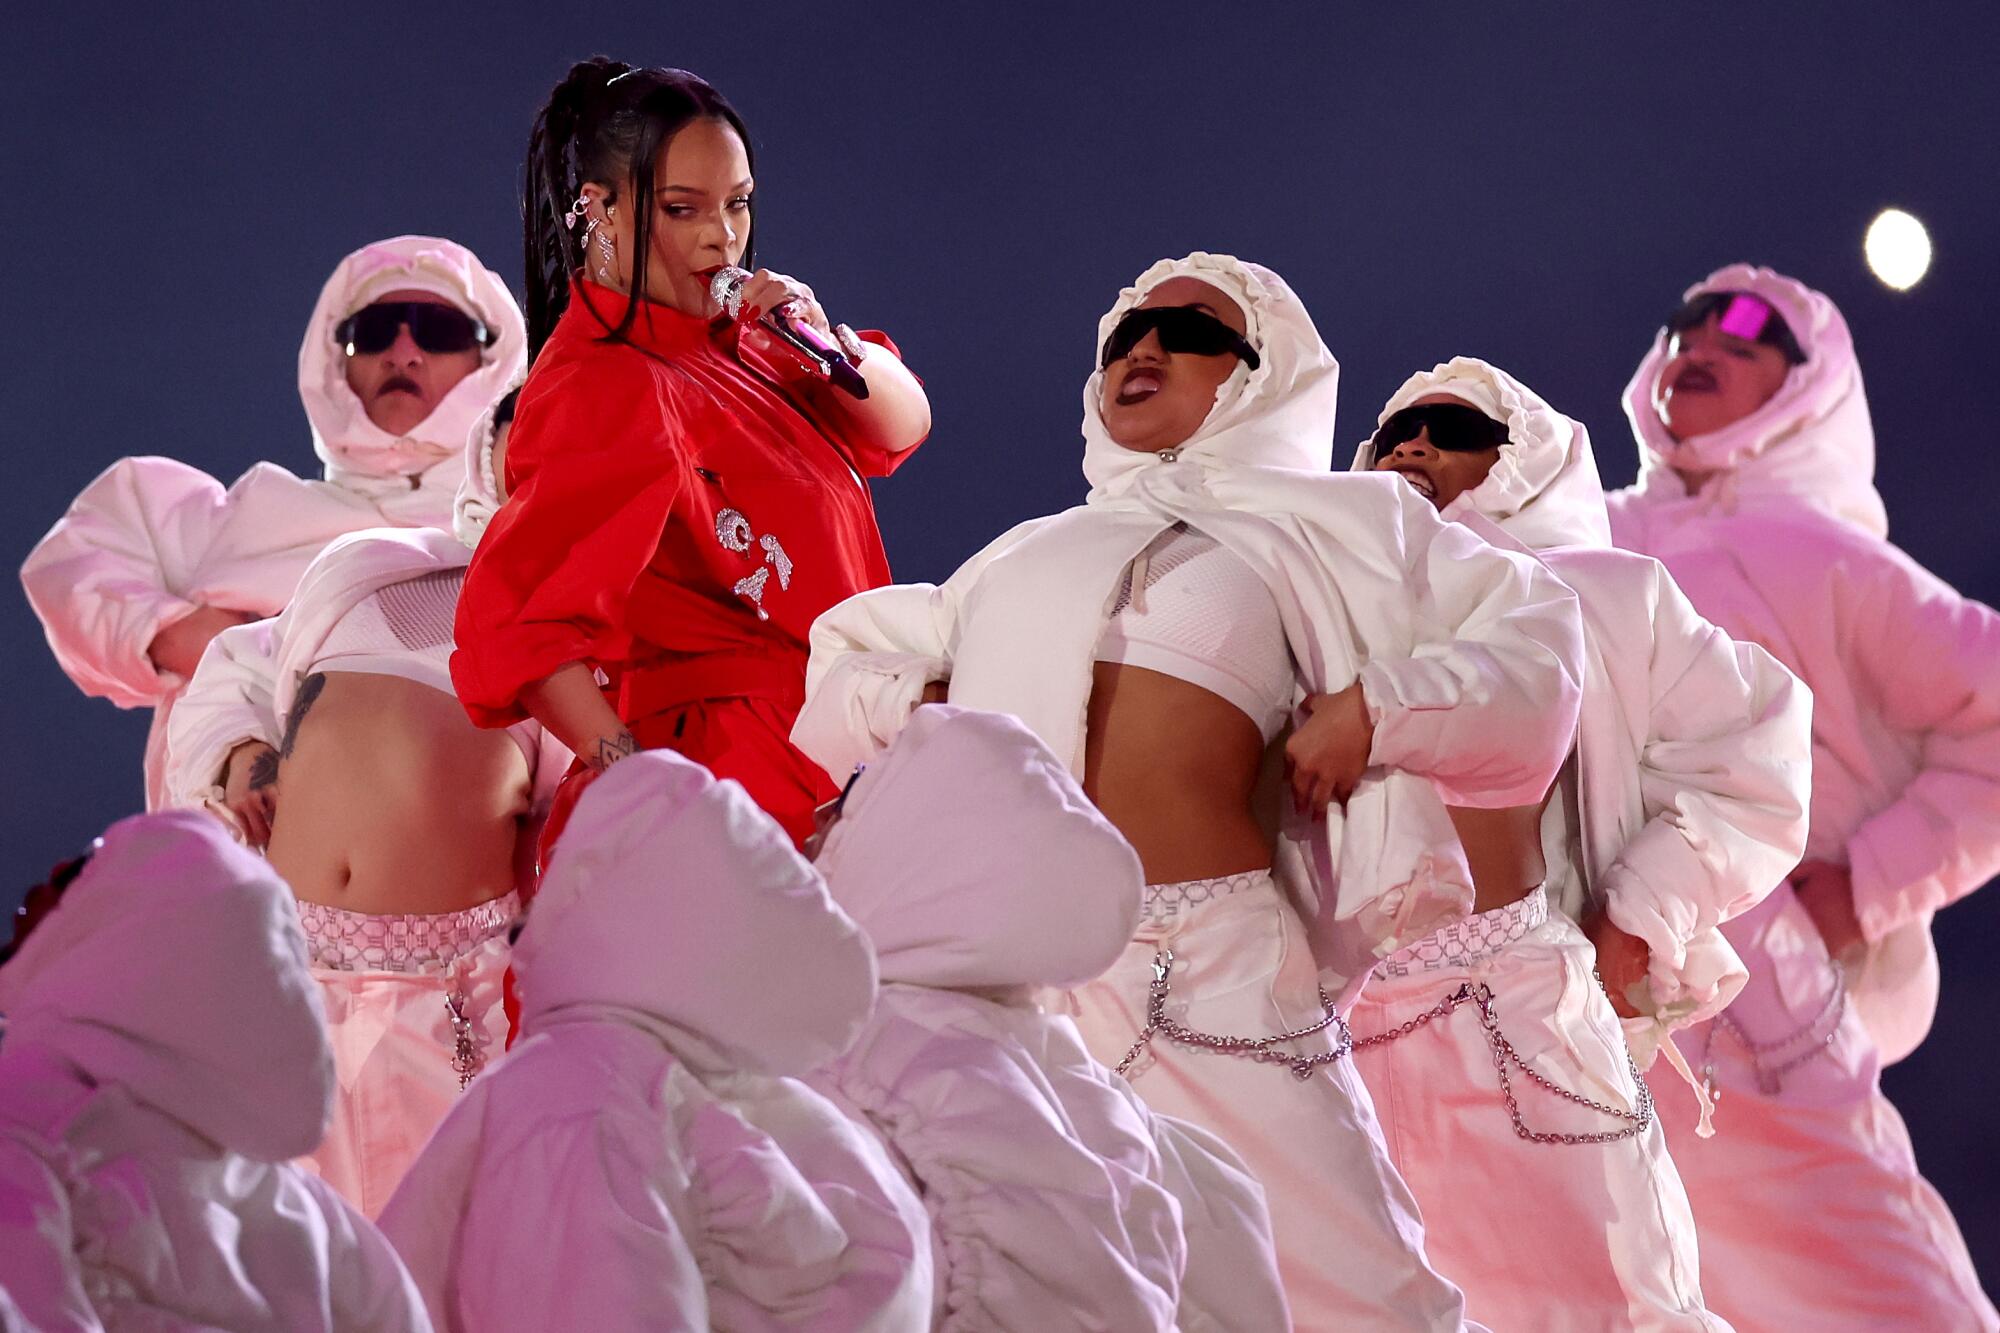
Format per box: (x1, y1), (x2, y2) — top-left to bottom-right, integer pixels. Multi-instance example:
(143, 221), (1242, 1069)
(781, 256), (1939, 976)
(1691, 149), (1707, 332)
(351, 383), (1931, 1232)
(1094, 525), (1297, 741)
(313, 568), (538, 768)
(317, 568), (463, 693)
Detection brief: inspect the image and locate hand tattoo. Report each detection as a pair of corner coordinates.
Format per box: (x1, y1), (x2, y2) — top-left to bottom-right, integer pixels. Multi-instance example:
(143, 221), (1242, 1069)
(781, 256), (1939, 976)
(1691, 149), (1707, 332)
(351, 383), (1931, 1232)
(591, 730), (638, 771)
(248, 748), (279, 791)
(280, 672), (327, 759)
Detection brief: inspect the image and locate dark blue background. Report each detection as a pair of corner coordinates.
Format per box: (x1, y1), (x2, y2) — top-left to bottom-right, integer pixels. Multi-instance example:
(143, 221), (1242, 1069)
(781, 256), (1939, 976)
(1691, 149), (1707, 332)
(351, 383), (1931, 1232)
(7, 2), (1996, 1284)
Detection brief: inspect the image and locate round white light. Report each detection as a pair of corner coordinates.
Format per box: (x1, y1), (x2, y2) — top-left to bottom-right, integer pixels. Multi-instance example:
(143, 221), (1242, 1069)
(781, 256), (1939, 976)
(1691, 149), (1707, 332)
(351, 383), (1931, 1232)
(1864, 208), (1931, 291)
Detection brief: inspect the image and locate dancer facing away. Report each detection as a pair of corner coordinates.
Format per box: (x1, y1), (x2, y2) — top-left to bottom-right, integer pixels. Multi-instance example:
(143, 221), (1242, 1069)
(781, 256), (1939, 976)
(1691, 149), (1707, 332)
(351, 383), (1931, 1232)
(804, 704), (1289, 1332)
(0, 811), (430, 1332)
(162, 391), (567, 1217)
(796, 251), (1587, 1329)
(377, 749), (932, 1332)
(1608, 265), (2000, 1330)
(1356, 357), (1812, 1331)
(451, 58), (930, 855)
(22, 234), (524, 809)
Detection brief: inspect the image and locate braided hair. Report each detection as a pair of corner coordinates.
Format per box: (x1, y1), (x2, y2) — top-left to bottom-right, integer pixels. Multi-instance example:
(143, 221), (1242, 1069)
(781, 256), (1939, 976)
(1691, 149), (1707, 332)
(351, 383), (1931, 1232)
(522, 58), (755, 361)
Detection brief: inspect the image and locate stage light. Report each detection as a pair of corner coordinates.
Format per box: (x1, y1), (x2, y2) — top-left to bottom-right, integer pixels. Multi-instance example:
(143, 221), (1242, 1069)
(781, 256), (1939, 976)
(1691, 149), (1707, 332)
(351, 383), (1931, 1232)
(1864, 208), (1931, 291)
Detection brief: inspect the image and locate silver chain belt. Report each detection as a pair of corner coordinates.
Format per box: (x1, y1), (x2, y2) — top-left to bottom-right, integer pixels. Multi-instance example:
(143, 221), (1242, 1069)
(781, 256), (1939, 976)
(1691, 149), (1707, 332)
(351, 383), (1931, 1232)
(1353, 978), (1655, 1146)
(445, 984), (483, 1090)
(1702, 957), (1847, 1101)
(1115, 948), (1352, 1081)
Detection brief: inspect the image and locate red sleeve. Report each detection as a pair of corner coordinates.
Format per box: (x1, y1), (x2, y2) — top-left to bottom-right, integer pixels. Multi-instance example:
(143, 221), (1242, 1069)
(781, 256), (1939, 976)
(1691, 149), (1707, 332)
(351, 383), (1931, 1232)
(849, 330), (925, 479)
(451, 354), (687, 727)
(764, 329), (925, 481)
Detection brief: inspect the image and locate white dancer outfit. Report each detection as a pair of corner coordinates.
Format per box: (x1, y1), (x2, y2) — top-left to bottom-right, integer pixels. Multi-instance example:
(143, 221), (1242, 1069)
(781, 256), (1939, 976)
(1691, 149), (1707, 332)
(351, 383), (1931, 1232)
(1347, 359), (1813, 1331)
(161, 403), (565, 1218)
(0, 811), (430, 1332)
(796, 252), (1587, 1330)
(377, 750), (932, 1332)
(1608, 265), (2000, 1330)
(21, 234), (525, 809)
(806, 704), (1289, 1332)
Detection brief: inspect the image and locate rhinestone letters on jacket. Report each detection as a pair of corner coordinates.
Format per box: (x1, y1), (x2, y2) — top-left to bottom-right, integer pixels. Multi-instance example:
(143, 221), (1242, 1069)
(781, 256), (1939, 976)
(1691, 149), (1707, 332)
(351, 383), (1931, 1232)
(715, 507), (794, 619)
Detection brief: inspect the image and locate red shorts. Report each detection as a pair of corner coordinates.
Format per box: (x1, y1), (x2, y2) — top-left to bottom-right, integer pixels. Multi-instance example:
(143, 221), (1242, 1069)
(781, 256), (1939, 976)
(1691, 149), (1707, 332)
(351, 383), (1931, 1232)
(535, 694), (837, 878)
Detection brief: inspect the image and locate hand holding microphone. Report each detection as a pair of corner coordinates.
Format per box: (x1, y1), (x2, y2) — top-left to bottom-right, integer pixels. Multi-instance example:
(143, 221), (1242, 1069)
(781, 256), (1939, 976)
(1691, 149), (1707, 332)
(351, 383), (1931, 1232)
(710, 265), (871, 400)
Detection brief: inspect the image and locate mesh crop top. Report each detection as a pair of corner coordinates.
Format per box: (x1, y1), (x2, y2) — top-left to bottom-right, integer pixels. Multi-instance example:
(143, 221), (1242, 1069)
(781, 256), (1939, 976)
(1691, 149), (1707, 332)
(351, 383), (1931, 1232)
(313, 568), (538, 769)
(1094, 524), (1297, 740)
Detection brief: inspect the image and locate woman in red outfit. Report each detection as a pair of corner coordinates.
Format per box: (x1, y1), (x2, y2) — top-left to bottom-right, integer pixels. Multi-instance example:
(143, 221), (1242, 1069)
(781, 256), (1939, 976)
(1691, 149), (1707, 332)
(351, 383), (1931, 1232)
(452, 59), (930, 857)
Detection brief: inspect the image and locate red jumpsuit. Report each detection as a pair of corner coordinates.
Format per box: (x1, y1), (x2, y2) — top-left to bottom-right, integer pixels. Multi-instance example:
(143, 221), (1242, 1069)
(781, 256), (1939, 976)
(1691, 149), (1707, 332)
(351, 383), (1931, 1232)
(452, 279), (919, 859)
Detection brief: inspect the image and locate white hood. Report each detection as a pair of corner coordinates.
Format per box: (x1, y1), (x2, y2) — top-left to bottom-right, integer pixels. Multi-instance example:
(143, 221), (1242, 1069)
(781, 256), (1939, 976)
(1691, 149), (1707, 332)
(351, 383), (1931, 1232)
(450, 371), (524, 548)
(1359, 356), (1613, 551)
(0, 811), (333, 1161)
(815, 705), (1143, 991)
(1081, 251), (1341, 498)
(516, 750), (878, 1077)
(1621, 263), (1887, 537)
(298, 234), (526, 490)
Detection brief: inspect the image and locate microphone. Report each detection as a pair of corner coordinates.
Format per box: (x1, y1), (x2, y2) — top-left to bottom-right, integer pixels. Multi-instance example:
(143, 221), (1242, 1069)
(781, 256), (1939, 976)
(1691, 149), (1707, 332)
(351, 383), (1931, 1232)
(710, 265), (870, 400)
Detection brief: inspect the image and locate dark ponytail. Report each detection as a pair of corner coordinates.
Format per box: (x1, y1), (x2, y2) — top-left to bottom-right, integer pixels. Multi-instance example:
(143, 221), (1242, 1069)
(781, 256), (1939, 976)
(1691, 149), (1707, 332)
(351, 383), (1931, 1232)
(522, 57), (755, 361)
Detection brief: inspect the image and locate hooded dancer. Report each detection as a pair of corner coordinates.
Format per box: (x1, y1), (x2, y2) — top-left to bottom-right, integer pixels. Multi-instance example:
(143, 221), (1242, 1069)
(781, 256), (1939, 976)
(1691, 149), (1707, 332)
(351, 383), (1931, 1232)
(805, 704), (1289, 1332)
(0, 812), (430, 1332)
(1608, 266), (2000, 1328)
(22, 235), (525, 810)
(1353, 358), (1811, 1330)
(376, 749), (930, 1331)
(451, 60), (930, 854)
(160, 393), (566, 1217)
(796, 252), (1586, 1328)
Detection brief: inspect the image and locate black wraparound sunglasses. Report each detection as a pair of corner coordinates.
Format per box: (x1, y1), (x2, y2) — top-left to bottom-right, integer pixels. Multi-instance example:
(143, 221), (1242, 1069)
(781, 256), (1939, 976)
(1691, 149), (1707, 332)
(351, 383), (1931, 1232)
(1369, 403), (1510, 459)
(1100, 305), (1261, 371)
(334, 301), (492, 357)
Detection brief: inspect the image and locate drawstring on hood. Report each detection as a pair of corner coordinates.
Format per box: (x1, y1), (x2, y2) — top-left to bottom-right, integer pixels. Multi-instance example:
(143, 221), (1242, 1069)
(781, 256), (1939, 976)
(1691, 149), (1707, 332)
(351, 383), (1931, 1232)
(451, 370), (526, 549)
(298, 235), (526, 492)
(0, 811), (334, 1162)
(1361, 356), (1612, 551)
(515, 750), (878, 1077)
(815, 706), (1143, 992)
(1622, 263), (1887, 537)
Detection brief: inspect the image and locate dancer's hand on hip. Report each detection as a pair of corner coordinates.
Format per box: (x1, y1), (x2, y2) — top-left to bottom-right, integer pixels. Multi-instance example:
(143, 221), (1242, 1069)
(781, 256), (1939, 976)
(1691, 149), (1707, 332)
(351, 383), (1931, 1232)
(1791, 860), (1864, 960)
(1582, 909), (1651, 1019)
(221, 740), (279, 848)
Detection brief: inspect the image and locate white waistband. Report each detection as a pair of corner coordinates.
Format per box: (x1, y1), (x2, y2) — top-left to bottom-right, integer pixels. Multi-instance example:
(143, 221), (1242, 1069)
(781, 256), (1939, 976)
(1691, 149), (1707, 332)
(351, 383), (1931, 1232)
(1378, 887), (1548, 977)
(298, 891), (519, 975)
(1142, 868), (1275, 922)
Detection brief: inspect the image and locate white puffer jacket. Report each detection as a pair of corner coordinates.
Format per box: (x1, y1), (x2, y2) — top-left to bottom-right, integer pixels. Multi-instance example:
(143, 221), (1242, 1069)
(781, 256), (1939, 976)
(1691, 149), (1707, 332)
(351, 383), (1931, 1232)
(1609, 263), (2000, 1063)
(0, 811), (430, 1332)
(796, 252), (1585, 1004)
(20, 235), (524, 808)
(807, 705), (1289, 1331)
(1359, 358), (1813, 1077)
(375, 750), (933, 1332)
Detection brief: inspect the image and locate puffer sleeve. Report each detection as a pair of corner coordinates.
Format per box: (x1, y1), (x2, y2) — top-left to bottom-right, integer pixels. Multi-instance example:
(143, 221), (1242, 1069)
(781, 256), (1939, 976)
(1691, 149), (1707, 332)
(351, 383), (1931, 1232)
(1356, 486), (1586, 807)
(701, 1073), (932, 1331)
(301, 1174), (435, 1333)
(0, 1129), (102, 1332)
(1839, 544), (2000, 943)
(1145, 1110), (1290, 1333)
(162, 616), (282, 812)
(451, 355), (689, 727)
(21, 456), (238, 707)
(794, 519), (1041, 782)
(1600, 561), (1812, 1016)
(451, 1107), (709, 1332)
(818, 1013), (1180, 1332)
